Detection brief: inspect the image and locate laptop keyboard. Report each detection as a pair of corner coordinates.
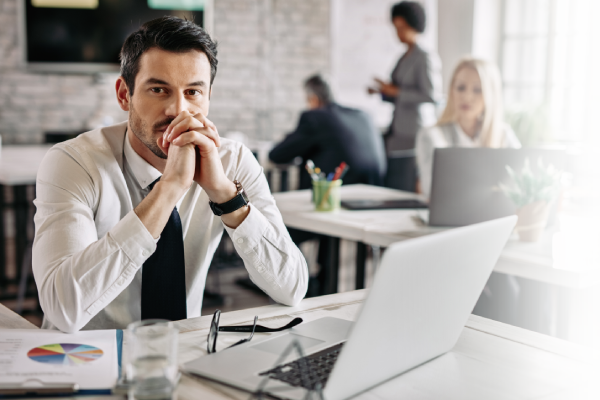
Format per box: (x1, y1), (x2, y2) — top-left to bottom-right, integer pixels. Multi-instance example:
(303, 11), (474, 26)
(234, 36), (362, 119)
(258, 343), (344, 391)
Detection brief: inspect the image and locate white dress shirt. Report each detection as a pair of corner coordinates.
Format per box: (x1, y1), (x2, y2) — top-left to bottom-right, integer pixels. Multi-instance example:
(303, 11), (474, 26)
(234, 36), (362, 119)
(415, 122), (521, 199)
(33, 121), (308, 332)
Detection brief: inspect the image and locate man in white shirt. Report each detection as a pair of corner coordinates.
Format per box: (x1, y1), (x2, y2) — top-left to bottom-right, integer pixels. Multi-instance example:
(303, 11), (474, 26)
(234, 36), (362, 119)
(32, 16), (308, 333)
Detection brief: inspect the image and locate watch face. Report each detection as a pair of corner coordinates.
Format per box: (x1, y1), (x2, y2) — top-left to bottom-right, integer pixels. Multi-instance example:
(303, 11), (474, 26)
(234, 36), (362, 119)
(241, 190), (250, 203)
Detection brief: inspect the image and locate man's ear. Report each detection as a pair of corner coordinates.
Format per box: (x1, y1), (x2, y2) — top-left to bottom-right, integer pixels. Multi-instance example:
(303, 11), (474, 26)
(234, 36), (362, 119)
(116, 77), (131, 112)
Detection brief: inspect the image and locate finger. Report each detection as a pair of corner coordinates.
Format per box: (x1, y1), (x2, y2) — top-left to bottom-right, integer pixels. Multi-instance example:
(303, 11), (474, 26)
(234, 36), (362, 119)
(193, 113), (220, 147)
(193, 112), (217, 131)
(165, 110), (194, 137)
(169, 117), (220, 148)
(167, 115), (204, 141)
(157, 135), (170, 155)
(172, 131), (216, 154)
(374, 78), (385, 84)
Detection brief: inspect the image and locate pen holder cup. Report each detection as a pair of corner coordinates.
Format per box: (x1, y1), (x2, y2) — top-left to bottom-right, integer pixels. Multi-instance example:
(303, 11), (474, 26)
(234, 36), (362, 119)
(312, 180), (342, 212)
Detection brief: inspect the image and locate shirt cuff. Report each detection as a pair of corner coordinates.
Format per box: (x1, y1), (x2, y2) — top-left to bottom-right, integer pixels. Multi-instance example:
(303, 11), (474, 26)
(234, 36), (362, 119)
(108, 210), (157, 266)
(223, 205), (269, 250)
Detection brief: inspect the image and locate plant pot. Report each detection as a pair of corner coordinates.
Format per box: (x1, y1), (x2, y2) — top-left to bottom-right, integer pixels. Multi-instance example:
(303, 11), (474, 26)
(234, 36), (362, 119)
(515, 201), (550, 242)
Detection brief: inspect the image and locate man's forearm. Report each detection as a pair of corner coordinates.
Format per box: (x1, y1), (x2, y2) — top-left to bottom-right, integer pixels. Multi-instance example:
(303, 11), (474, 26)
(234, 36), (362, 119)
(134, 181), (187, 238)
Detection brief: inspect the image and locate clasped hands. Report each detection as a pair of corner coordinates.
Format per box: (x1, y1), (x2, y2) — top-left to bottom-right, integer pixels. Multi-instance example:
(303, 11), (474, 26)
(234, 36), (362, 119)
(157, 110), (237, 205)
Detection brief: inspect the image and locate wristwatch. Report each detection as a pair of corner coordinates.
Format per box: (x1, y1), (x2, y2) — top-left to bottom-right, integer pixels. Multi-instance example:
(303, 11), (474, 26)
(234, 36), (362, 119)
(209, 180), (250, 216)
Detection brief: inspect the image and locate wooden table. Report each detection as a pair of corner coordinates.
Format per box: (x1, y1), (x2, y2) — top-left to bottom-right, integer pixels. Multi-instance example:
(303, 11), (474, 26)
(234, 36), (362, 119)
(274, 185), (600, 339)
(3, 291), (598, 399)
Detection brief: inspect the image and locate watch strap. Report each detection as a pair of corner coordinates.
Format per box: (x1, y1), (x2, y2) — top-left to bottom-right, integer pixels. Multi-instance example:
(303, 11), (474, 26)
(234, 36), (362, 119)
(209, 181), (249, 216)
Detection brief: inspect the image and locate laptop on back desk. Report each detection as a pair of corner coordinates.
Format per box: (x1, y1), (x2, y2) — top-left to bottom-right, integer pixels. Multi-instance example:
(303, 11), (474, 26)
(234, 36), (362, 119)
(428, 148), (564, 227)
(183, 216), (517, 400)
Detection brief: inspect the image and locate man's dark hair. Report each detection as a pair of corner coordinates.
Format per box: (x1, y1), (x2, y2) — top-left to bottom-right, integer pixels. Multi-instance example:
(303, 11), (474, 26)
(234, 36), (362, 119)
(120, 16), (218, 95)
(391, 1), (426, 33)
(304, 75), (333, 106)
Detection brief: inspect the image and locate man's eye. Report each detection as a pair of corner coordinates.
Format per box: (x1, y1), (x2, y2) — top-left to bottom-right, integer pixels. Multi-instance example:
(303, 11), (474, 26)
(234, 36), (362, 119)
(151, 88), (165, 93)
(188, 89), (201, 96)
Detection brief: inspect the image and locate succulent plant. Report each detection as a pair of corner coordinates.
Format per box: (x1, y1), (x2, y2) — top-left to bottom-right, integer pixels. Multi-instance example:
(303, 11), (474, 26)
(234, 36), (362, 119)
(499, 158), (561, 208)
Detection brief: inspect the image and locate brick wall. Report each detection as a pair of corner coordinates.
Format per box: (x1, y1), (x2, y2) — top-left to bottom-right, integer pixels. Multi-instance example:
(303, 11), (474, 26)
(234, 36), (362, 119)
(0, 0), (330, 144)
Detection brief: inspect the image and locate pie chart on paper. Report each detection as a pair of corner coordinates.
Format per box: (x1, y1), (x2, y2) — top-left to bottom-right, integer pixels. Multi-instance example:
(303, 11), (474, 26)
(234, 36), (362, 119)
(27, 343), (104, 366)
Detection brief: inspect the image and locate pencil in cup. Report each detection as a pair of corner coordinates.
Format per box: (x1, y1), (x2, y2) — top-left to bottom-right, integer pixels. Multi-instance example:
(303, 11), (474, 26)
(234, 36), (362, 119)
(313, 179), (343, 211)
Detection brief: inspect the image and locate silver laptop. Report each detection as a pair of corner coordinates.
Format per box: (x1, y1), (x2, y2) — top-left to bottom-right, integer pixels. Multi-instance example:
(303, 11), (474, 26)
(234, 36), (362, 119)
(183, 216), (517, 400)
(428, 148), (564, 226)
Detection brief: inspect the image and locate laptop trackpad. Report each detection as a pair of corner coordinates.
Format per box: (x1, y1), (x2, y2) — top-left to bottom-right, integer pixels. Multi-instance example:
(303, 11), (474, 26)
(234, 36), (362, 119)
(251, 333), (325, 355)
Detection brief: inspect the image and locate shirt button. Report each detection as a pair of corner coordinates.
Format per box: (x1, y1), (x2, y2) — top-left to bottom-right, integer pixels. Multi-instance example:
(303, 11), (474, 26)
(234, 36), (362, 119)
(142, 251), (149, 257)
(257, 265), (265, 272)
(117, 278), (125, 286)
(236, 238), (244, 244)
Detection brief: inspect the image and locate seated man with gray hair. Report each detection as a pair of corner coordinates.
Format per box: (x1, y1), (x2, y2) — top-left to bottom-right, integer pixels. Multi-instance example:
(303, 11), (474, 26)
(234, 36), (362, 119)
(270, 75), (386, 189)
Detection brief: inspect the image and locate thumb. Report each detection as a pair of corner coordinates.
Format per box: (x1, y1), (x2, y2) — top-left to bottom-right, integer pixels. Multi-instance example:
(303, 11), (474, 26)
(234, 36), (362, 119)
(157, 136), (170, 155)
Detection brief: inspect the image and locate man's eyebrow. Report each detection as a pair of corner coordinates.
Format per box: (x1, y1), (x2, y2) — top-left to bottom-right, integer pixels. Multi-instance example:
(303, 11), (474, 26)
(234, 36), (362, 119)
(145, 78), (169, 85)
(143, 78), (206, 87)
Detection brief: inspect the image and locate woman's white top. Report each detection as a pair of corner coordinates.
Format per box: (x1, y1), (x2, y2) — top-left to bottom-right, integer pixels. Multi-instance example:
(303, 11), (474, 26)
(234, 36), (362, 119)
(415, 122), (521, 199)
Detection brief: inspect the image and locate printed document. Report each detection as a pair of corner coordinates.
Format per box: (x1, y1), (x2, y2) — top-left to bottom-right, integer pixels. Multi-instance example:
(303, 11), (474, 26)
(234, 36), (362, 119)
(0, 329), (118, 390)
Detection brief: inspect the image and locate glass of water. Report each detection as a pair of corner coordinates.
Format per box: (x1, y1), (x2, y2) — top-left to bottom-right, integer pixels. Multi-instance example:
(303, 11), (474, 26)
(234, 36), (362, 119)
(127, 319), (179, 400)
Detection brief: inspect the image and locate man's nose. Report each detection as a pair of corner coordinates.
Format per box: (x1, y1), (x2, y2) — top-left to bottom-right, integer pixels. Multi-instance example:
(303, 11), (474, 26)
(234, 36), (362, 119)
(165, 93), (192, 117)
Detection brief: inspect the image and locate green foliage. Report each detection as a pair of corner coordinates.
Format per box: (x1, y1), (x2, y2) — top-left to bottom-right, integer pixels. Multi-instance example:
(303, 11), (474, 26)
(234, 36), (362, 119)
(499, 158), (561, 208)
(506, 100), (555, 147)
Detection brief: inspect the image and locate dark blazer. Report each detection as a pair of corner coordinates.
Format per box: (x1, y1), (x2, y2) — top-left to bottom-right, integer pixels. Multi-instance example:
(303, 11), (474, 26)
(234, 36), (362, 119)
(384, 44), (442, 152)
(269, 103), (387, 190)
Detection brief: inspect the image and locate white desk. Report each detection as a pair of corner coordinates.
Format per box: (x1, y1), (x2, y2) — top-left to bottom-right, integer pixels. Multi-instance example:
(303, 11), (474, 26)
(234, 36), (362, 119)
(273, 184), (600, 291)
(3, 291), (598, 398)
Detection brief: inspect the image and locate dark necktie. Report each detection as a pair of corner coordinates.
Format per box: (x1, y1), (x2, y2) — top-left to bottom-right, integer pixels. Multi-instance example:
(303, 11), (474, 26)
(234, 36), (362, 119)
(141, 178), (187, 321)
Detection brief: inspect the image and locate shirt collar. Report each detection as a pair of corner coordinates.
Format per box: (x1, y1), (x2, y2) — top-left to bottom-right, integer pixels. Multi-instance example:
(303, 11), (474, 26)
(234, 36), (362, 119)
(124, 129), (162, 190)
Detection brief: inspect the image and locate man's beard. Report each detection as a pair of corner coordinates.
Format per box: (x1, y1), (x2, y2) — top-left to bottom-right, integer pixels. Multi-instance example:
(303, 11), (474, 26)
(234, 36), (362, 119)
(129, 103), (172, 159)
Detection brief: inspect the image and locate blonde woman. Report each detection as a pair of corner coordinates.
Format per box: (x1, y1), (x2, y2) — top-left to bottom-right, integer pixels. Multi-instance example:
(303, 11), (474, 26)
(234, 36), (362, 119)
(415, 58), (521, 199)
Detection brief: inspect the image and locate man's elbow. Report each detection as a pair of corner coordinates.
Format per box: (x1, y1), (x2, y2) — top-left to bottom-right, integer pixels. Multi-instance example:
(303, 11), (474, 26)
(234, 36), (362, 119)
(280, 267), (309, 307)
(41, 304), (85, 333)
(38, 286), (88, 333)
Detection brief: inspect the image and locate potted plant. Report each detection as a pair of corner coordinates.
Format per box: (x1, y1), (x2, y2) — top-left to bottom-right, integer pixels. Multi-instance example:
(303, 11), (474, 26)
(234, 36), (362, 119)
(505, 104), (553, 146)
(499, 158), (561, 242)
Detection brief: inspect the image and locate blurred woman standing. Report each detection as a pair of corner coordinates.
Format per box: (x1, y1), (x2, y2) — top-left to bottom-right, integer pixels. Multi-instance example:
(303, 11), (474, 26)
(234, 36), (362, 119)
(369, 1), (442, 153)
(415, 58), (521, 199)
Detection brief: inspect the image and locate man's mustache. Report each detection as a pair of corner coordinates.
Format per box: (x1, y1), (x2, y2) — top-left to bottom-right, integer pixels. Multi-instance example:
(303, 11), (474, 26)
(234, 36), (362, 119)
(153, 119), (174, 130)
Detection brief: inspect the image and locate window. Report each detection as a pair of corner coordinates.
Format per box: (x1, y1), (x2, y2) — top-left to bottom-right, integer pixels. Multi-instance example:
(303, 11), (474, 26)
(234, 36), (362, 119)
(500, 0), (590, 140)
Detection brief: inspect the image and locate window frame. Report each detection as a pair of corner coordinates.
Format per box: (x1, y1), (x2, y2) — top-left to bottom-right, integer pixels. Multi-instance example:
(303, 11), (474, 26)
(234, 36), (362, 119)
(498, 0), (591, 142)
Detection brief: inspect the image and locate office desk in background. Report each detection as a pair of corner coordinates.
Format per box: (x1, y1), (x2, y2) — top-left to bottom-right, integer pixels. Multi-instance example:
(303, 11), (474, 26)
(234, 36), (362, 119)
(1, 290), (598, 399)
(274, 185), (600, 339)
(0, 145), (52, 292)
